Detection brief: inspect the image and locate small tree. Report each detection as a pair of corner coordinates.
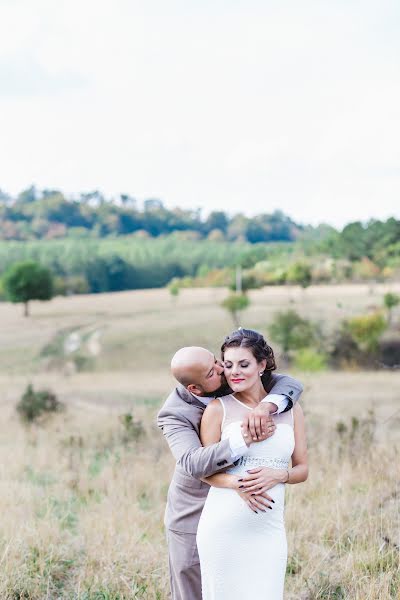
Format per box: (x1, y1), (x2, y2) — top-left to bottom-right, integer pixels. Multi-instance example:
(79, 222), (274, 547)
(17, 384), (62, 423)
(269, 310), (316, 359)
(168, 278), (180, 300)
(2, 261), (53, 316)
(286, 262), (312, 288)
(383, 292), (400, 324)
(221, 293), (250, 327)
(345, 312), (387, 353)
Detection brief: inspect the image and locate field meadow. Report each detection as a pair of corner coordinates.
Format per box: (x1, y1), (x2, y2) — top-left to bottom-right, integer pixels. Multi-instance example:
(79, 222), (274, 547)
(0, 283), (399, 599)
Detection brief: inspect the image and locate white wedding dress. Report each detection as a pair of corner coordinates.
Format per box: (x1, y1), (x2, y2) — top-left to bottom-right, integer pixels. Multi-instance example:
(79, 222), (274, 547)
(196, 395), (295, 600)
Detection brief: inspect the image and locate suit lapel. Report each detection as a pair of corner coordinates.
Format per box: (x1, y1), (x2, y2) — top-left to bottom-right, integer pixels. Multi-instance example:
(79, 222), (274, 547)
(176, 385), (206, 409)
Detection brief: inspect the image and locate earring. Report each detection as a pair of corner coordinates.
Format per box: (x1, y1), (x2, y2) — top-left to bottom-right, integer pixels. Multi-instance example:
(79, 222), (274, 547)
(259, 371), (264, 377)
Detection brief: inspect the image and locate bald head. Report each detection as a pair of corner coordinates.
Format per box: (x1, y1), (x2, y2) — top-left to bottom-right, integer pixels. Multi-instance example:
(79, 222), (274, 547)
(171, 346), (213, 387)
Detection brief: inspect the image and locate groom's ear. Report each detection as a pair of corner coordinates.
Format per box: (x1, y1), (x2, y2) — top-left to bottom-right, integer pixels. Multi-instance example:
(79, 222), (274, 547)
(187, 383), (203, 396)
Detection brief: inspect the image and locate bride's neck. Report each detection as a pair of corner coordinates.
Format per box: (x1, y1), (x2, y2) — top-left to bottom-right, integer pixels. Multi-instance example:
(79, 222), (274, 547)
(235, 381), (266, 407)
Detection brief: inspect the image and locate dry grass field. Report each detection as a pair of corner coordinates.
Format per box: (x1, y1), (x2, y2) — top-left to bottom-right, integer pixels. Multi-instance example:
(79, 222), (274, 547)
(0, 284), (399, 599)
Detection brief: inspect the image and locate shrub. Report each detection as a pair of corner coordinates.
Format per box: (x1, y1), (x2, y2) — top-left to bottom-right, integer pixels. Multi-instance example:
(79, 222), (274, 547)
(383, 292), (400, 324)
(345, 312), (387, 353)
(286, 262), (312, 288)
(330, 327), (365, 368)
(221, 293), (250, 327)
(229, 273), (264, 292)
(53, 275), (89, 296)
(294, 348), (327, 372)
(352, 257), (380, 281)
(269, 310), (316, 358)
(119, 413), (146, 443)
(378, 334), (400, 367)
(17, 384), (63, 423)
(168, 278), (180, 298)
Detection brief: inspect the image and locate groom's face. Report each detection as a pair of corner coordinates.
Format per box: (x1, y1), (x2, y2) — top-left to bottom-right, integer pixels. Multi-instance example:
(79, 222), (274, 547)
(199, 354), (226, 395)
(187, 351), (227, 397)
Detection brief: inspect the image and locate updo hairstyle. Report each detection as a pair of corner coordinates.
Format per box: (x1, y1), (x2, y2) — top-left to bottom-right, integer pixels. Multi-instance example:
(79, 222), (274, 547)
(221, 328), (276, 388)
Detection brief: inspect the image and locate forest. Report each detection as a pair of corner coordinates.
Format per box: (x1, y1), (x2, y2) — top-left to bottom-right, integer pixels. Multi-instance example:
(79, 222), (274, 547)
(0, 186), (399, 294)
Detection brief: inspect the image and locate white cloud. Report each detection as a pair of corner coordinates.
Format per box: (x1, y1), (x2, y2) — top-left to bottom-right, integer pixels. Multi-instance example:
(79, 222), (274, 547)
(0, 0), (399, 228)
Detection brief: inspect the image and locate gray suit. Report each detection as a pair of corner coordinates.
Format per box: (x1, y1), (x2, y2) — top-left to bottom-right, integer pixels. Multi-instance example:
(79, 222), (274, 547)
(157, 374), (303, 600)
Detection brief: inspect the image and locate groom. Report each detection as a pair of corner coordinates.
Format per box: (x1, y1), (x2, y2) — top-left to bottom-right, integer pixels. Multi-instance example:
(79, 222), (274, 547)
(157, 345), (303, 600)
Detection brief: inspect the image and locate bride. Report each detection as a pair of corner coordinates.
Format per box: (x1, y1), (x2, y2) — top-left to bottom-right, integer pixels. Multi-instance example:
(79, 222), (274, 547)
(196, 328), (308, 599)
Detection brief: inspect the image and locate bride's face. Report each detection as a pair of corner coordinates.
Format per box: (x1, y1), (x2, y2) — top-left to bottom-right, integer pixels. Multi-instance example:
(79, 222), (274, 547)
(223, 346), (265, 393)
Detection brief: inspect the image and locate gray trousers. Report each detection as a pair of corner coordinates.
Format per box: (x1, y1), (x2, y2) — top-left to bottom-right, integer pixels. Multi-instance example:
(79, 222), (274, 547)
(166, 529), (202, 600)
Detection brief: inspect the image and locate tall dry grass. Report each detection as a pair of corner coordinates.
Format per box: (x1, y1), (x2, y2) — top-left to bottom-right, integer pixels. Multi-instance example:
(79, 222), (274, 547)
(0, 285), (399, 598)
(0, 376), (398, 599)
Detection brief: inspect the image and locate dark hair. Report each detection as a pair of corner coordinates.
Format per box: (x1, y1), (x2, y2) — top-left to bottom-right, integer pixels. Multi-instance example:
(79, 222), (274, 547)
(221, 328), (276, 388)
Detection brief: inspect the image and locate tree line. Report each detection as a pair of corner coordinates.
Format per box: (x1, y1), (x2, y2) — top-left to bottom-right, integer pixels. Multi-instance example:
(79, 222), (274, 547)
(0, 186), (301, 243)
(0, 186), (399, 295)
(0, 236), (278, 297)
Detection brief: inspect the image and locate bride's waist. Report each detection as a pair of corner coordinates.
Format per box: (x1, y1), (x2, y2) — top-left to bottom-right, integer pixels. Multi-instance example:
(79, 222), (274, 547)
(206, 483), (286, 512)
(230, 456), (290, 472)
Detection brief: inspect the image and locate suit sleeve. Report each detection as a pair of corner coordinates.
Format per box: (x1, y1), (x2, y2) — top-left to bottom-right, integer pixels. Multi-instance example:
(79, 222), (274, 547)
(268, 373), (303, 410)
(157, 410), (234, 479)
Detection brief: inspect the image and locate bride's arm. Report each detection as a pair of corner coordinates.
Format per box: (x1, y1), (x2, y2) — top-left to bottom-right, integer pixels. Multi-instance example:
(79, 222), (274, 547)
(199, 400), (238, 489)
(286, 403), (309, 484)
(200, 401), (275, 511)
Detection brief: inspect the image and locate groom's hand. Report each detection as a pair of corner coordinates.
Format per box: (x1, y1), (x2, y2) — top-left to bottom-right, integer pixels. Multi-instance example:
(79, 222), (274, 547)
(241, 402), (276, 442)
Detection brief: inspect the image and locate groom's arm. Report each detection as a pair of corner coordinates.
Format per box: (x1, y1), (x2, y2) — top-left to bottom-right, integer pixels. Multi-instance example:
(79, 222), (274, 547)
(265, 373), (304, 411)
(157, 408), (250, 479)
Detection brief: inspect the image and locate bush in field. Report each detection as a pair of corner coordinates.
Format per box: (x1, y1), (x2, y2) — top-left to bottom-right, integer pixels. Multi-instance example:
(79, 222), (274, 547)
(269, 310), (316, 359)
(330, 327), (364, 368)
(378, 334), (400, 367)
(294, 348), (327, 372)
(53, 275), (89, 296)
(2, 261), (53, 316)
(345, 312), (387, 353)
(168, 278), (180, 299)
(119, 413), (146, 443)
(352, 257), (381, 281)
(286, 262), (312, 288)
(17, 384), (63, 423)
(229, 273), (264, 292)
(383, 292), (400, 324)
(221, 293), (250, 327)
(331, 312), (388, 368)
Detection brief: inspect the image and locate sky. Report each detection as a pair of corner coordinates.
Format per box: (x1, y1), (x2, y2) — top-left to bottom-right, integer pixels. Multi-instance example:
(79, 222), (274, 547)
(0, 0), (399, 228)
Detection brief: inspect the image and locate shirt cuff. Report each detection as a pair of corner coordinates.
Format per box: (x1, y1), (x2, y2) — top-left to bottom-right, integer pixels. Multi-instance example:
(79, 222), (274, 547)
(227, 421), (249, 460)
(261, 394), (288, 415)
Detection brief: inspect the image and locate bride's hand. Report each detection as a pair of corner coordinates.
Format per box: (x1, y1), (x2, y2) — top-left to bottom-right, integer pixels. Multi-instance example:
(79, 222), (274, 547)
(238, 467), (287, 494)
(236, 490), (274, 513)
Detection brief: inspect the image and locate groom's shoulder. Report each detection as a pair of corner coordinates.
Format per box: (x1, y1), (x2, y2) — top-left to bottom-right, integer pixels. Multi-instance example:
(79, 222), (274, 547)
(158, 385), (193, 415)
(270, 371), (303, 389)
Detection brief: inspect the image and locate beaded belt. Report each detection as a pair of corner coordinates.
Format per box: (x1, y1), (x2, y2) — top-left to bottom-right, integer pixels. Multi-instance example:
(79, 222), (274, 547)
(234, 456), (289, 469)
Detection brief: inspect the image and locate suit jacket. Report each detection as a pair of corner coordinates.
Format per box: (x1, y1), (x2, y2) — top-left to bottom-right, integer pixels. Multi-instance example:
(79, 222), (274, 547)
(157, 373), (303, 533)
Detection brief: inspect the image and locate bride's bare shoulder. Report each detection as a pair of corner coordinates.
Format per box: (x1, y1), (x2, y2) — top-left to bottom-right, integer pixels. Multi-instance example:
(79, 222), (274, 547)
(203, 398), (223, 415)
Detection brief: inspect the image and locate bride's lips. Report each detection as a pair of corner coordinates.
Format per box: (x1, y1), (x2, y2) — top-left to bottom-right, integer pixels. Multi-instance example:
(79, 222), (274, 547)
(231, 378), (245, 384)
